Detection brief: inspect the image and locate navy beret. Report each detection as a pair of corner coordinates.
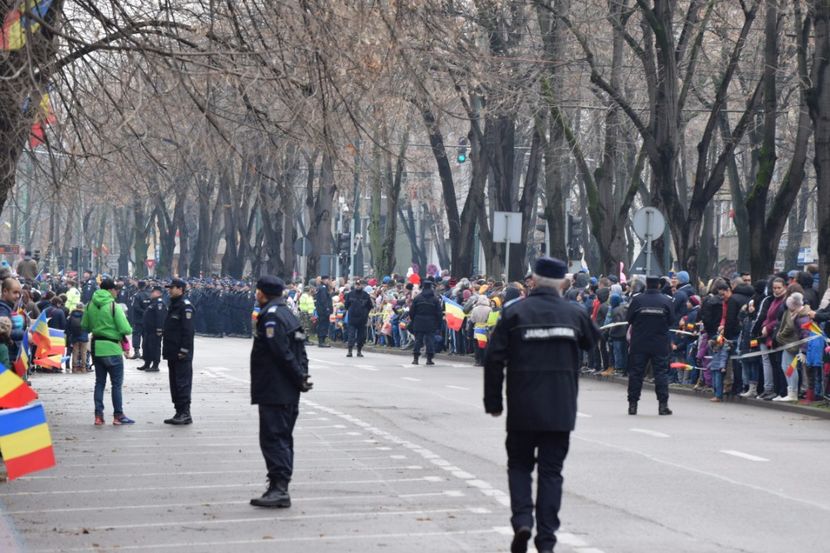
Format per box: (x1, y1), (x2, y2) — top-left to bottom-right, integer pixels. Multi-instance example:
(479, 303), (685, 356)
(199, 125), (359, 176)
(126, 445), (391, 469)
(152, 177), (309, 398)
(534, 256), (567, 279)
(257, 276), (285, 296)
(165, 277), (187, 289)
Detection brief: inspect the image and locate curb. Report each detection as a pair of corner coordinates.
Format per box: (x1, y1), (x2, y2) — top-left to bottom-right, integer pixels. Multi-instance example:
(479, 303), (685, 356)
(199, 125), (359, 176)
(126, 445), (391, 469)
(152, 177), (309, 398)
(315, 340), (480, 366)
(584, 373), (830, 420)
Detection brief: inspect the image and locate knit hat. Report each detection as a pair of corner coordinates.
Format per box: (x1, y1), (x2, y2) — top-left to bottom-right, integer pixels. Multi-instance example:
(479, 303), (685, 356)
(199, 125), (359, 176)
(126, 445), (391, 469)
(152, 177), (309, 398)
(610, 294), (622, 308)
(786, 292), (803, 310)
(676, 271), (690, 285)
(689, 295), (701, 307)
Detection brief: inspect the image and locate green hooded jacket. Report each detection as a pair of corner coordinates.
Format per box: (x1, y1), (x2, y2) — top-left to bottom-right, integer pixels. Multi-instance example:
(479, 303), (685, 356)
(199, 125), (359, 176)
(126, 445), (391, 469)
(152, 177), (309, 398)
(81, 289), (132, 357)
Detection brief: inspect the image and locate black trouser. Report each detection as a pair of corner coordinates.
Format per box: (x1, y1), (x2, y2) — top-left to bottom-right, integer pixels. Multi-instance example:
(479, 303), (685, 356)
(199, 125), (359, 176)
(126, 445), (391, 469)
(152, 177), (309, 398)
(259, 403), (299, 483)
(143, 333), (161, 364)
(347, 324), (366, 350)
(317, 313), (331, 343)
(167, 358), (193, 413)
(131, 322), (144, 354)
(506, 430), (570, 552)
(413, 331), (435, 358)
(627, 350), (670, 403)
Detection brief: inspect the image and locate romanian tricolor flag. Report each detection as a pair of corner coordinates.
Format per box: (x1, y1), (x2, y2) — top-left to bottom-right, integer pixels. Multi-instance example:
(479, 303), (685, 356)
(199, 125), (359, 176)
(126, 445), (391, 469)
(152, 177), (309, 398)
(0, 402), (55, 480)
(670, 362), (695, 371)
(474, 325), (488, 349)
(443, 297), (466, 332)
(13, 330), (30, 377)
(0, 362), (37, 408)
(1, 0), (53, 51)
(785, 355), (799, 378)
(30, 310), (49, 347)
(801, 321), (825, 337)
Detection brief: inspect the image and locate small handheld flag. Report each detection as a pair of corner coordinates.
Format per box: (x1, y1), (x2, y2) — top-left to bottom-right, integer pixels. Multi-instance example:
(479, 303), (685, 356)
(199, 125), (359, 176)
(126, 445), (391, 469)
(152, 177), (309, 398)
(0, 402), (55, 480)
(443, 297), (466, 332)
(0, 362), (37, 408)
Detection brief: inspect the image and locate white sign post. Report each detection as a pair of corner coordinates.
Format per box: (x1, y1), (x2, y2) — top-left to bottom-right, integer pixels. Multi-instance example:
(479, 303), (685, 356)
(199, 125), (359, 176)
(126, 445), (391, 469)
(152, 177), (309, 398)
(632, 207), (666, 276)
(493, 211), (523, 281)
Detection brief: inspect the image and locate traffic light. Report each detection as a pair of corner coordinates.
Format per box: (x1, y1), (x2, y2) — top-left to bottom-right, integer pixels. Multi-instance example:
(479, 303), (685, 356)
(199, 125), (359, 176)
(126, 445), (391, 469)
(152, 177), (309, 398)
(337, 233), (351, 256)
(567, 214), (583, 259)
(456, 137), (468, 164)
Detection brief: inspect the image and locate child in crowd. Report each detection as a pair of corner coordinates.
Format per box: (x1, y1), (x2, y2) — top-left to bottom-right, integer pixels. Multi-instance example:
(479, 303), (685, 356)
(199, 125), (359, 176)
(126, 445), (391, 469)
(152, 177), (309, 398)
(67, 303), (89, 373)
(0, 316), (12, 369)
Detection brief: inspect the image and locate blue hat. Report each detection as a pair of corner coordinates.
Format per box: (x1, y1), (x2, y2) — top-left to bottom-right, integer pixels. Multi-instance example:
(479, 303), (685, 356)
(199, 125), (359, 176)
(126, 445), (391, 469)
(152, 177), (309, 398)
(610, 293), (622, 308)
(676, 271), (690, 285)
(533, 256), (567, 279)
(382, 276), (391, 284)
(165, 277), (187, 289)
(257, 276), (285, 296)
(590, 277), (598, 286)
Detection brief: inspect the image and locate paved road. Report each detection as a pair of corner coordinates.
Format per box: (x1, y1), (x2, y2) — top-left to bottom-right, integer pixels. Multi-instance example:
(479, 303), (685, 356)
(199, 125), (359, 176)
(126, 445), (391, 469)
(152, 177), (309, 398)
(1, 337), (828, 552)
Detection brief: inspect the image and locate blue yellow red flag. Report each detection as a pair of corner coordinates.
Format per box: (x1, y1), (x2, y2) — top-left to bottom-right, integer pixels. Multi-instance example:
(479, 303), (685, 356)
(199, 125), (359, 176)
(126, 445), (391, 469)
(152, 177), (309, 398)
(1, 0), (53, 51)
(0, 402), (55, 479)
(0, 362), (37, 408)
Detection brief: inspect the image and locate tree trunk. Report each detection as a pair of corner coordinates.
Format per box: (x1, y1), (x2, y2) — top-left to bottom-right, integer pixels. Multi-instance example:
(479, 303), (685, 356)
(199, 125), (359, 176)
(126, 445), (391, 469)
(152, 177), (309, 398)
(809, 0), (830, 293)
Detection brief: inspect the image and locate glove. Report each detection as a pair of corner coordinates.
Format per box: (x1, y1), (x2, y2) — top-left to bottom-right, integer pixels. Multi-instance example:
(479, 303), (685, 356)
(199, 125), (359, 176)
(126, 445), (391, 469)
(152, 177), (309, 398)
(10, 314), (23, 330)
(299, 375), (314, 393)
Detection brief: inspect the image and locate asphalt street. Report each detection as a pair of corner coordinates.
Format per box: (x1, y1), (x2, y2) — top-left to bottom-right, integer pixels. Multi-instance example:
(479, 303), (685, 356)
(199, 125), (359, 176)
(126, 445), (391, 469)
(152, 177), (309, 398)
(1, 336), (828, 553)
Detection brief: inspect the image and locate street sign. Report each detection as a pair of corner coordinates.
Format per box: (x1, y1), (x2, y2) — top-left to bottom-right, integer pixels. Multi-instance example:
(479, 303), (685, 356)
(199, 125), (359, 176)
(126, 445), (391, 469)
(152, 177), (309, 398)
(492, 211), (523, 244)
(293, 237), (313, 256)
(145, 259), (156, 269)
(631, 207), (666, 276)
(0, 244), (21, 254)
(632, 207), (665, 240)
(630, 248), (664, 277)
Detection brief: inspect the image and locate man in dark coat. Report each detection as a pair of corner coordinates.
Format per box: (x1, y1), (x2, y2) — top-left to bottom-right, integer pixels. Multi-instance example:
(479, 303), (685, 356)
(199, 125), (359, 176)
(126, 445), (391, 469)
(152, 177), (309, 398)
(344, 279), (373, 357)
(139, 286), (166, 372)
(408, 279), (443, 365)
(81, 270), (97, 305)
(162, 278), (195, 425)
(627, 275), (675, 415)
(129, 281), (151, 359)
(484, 257), (599, 553)
(315, 276), (332, 347)
(249, 276), (312, 509)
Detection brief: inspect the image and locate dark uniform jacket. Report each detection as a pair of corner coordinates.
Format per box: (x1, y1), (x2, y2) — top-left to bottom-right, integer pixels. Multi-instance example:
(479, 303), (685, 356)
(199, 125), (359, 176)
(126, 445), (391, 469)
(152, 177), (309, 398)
(131, 290), (151, 325)
(162, 295), (195, 361)
(723, 284), (754, 340)
(250, 298), (309, 405)
(409, 288), (443, 333)
(627, 289), (674, 354)
(344, 289), (373, 326)
(143, 297), (167, 335)
(484, 287), (600, 432)
(81, 279), (97, 305)
(315, 283), (332, 317)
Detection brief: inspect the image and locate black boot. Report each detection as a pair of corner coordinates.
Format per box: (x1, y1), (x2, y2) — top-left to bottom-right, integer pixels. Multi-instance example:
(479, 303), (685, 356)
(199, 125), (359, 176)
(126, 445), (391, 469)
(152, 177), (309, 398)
(346, 348), (353, 358)
(251, 480), (291, 508)
(137, 363), (148, 371)
(511, 526), (532, 553)
(165, 410), (193, 425)
(318, 337), (330, 348)
(412, 354), (419, 365)
(145, 363), (160, 372)
(658, 402), (673, 416)
(356, 349), (364, 357)
(628, 401), (637, 415)
(426, 356), (435, 366)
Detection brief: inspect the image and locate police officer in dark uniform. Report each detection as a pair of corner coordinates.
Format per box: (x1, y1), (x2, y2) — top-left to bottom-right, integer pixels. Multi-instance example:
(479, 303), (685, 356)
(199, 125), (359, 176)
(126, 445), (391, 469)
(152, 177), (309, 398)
(81, 270), (97, 305)
(484, 257), (599, 553)
(162, 278), (195, 425)
(250, 276), (313, 508)
(344, 279), (373, 357)
(130, 281), (151, 359)
(315, 276), (332, 347)
(408, 278), (442, 365)
(139, 286), (166, 372)
(626, 275), (675, 415)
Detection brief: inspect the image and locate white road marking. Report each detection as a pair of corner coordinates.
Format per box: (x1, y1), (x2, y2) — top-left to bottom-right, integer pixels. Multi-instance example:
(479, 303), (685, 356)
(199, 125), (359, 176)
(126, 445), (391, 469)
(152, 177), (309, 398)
(721, 450), (770, 462)
(359, 366), (380, 371)
(398, 490), (465, 499)
(390, 454), (407, 459)
(445, 385), (470, 390)
(577, 411), (592, 418)
(630, 428), (671, 438)
(557, 532), (589, 546)
(30, 529), (502, 552)
(402, 376), (421, 382)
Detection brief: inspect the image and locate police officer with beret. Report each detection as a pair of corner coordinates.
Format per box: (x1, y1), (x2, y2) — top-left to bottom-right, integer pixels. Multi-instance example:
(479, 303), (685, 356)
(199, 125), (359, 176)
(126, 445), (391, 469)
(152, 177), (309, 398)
(139, 286), (166, 372)
(129, 281), (151, 359)
(345, 279), (373, 358)
(627, 275), (674, 415)
(162, 278), (195, 425)
(250, 276), (313, 508)
(484, 257), (599, 553)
